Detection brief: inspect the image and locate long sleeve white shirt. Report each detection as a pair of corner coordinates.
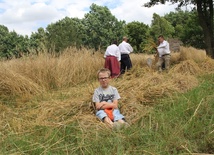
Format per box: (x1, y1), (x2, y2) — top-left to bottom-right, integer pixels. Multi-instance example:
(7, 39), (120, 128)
(157, 40), (170, 57)
(104, 44), (121, 61)
(118, 41), (133, 55)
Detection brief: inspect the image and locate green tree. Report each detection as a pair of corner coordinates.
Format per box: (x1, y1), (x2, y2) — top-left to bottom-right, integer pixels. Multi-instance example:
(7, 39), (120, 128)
(14, 34), (30, 56)
(29, 27), (47, 54)
(45, 17), (84, 52)
(164, 10), (205, 49)
(164, 10), (190, 38)
(0, 25), (10, 58)
(144, 0), (214, 58)
(149, 13), (175, 39)
(0, 25), (29, 59)
(83, 3), (126, 51)
(126, 21), (149, 52)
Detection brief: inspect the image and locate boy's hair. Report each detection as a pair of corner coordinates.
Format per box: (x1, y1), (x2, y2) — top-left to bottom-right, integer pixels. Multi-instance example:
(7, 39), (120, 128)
(97, 68), (111, 78)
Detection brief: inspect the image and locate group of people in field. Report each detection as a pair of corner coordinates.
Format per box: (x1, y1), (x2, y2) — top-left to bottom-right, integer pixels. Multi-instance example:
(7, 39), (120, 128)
(104, 36), (133, 78)
(92, 35), (171, 130)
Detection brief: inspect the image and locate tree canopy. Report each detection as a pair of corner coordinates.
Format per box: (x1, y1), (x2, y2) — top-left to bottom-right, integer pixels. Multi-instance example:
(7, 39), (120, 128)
(164, 10), (205, 49)
(83, 3), (126, 51)
(0, 25), (29, 59)
(126, 21), (149, 52)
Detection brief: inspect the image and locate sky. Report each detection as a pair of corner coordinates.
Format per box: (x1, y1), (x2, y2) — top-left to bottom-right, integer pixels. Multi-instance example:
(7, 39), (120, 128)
(0, 0), (182, 36)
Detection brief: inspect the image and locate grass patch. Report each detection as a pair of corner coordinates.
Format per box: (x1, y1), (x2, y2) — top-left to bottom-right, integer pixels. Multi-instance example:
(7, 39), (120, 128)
(143, 74), (214, 154)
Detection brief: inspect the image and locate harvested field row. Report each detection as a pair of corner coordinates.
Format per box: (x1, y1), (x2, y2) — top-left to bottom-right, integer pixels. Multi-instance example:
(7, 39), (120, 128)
(0, 47), (214, 133)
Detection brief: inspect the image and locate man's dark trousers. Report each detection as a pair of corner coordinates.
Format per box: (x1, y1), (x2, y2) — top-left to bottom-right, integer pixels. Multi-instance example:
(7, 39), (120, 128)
(120, 54), (132, 74)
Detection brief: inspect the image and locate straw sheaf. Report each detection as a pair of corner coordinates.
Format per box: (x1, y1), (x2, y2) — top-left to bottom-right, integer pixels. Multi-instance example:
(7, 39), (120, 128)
(169, 60), (203, 76)
(169, 73), (199, 92)
(115, 71), (181, 101)
(180, 46), (207, 62)
(0, 64), (44, 95)
(200, 57), (214, 73)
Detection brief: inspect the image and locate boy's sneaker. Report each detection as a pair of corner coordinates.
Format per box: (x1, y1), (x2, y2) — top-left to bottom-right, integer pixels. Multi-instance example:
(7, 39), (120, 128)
(113, 122), (130, 130)
(123, 122), (130, 128)
(113, 122), (122, 130)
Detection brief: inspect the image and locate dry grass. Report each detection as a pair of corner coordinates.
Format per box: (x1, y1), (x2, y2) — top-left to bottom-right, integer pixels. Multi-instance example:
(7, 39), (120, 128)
(0, 46), (214, 134)
(180, 46), (207, 62)
(0, 47), (104, 96)
(169, 60), (203, 75)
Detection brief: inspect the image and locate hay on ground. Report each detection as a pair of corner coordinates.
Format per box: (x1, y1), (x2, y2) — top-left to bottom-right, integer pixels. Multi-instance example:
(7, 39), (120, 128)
(180, 46), (206, 62)
(1, 46), (213, 134)
(169, 59), (202, 75)
(200, 57), (214, 73)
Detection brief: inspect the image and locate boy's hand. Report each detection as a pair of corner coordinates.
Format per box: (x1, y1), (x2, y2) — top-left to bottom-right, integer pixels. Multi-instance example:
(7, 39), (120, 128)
(96, 102), (106, 110)
(99, 104), (105, 110)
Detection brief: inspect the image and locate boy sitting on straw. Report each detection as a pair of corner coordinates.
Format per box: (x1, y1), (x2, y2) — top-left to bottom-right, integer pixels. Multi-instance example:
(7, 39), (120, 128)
(92, 68), (128, 129)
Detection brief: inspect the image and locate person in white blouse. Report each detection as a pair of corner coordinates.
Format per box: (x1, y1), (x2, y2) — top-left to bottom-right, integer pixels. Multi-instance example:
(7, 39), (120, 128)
(104, 40), (121, 78)
(156, 35), (171, 72)
(118, 36), (133, 74)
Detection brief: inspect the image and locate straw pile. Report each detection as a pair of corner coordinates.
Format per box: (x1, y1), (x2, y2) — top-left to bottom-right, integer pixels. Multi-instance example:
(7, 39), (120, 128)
(180, 46), (207, 62)
(0, 62), (44, 96)
(0, 46), (214, 133)
(169, 60), (202, 76)
(201, 57), (214, 73)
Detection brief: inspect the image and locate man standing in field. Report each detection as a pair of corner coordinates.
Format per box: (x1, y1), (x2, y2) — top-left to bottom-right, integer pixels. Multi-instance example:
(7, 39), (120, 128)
(118, 36), (133, 74)
(156, 35), (171, 72)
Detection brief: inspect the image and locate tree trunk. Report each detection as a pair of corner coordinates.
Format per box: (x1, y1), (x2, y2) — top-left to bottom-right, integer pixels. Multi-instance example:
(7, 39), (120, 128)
(196, 0), (214, 58)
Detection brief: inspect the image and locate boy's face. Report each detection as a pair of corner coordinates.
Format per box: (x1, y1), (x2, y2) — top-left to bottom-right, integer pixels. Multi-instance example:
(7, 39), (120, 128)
(98, 72), (110, 88)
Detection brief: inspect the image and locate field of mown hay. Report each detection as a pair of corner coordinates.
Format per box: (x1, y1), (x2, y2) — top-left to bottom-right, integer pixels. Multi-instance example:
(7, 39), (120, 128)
(0, 46), (213, 133)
